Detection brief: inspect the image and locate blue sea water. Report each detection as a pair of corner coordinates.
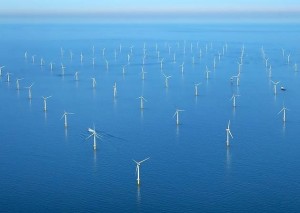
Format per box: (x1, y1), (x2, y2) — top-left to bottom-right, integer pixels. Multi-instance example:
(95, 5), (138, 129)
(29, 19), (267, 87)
(0, 23), (300, 212)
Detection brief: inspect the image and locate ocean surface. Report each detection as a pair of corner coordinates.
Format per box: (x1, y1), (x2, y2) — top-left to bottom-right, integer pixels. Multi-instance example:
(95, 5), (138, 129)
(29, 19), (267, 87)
(0, 23), (300, 212)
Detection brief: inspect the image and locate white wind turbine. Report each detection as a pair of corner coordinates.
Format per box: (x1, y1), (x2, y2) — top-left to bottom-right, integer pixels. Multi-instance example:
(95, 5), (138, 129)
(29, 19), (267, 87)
(113, 82), (117, 98)
(25, 83), (34, 99)
(127, 54), (131, 64)
(49, 62), (54, 71)
(133, 157), (150, 185)
(278, 103), (289, 123)
(6, 72), (12, 82)
(231, 73), (240, 86)
(32, 55), (35, 64)
(60, 47), (64, 58)
(16, 78), (24, 90)
(42, 96), (52, 112)
(194, 83), (201, 96)
(271, 80), (280, 95)
(281, 48), (285, 58)
(163, 74), (172, 88)
(40, 58), (44, 66)
(105, 59), (109, 71)
(160, 58), (164, 70)
(173, 109), (184, 125)
(141, 66), (147, 80)
(230, 94), (240, 107)
(61, 63), (66, 76)
(265, 57), (269, 68)
(61, 111), (74, 128)
(69, 50), (73, 61)
(180, 62), (184, 74)
(122, 64), (128, 75)
(226, 120), (233, 147)
(87, 125), (100, 150)
(91, 78), (96, 88)
(0, 66), (5, 76)
(205, 66), (210, 79)
(137, 96), (147, 109)
(80, 52), (83, 64)
(268, 65), (272, 78)
(74, 72), (79, 81)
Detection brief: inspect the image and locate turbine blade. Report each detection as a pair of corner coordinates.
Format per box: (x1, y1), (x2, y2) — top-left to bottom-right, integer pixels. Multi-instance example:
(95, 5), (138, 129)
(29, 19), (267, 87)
(86, 133), (93, 140)
(139, 157), (150, 164)
(229, 130), (233, 138)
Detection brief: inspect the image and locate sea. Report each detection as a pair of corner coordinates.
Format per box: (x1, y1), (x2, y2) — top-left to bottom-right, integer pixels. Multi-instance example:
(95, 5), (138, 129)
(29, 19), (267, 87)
(0, 22), (300, 212)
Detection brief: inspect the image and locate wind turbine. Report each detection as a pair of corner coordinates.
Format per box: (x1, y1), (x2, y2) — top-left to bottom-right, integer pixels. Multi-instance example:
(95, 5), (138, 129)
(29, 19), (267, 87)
(230, 94), (240, 107)
(32, 55), (35, 64)
(231, 73), (240, 86)
(87, 125), (100, 150)
(194, 83), (201, 96)
(105, 59), (109, 71)
(61, 63), (66, 76)
(80, 52), (83, 64)
(42, 96), (52, 112)
(268, 65), (272, 78)
(278, 103), (289, 123)
(179, 62), (184, 74)
(69, 50), (73, 61)
(160, 58), (164, 70)
(173, 109), (184, 125)
(61, 111), (74, 128)
(6, 72), (12, 82)
(102, 48), (106, 57)
(137, 96), (147, 109)
(0, 66), (5, 76)
(133, 157), (150, 185)
(16, 78), (24, 90)
(271, 80), (280, 95)
(91, 78), (96, 88)
(226, 120), (233, 147)
(113, 82), (117, 98)
(74, 72), (79, 81)
(40, 58), (44, 66)
(49, 62), (54, 71)
(265, 57), (269, 68)
(213, 57), (216, 70)
(25, 83), (34, 99)
(141, 66), (147, 80)
(122, 64), (128, 75)
(205, 66), (210, 79)
(163, 73), (171, 88)
(60, 47), (64, 58)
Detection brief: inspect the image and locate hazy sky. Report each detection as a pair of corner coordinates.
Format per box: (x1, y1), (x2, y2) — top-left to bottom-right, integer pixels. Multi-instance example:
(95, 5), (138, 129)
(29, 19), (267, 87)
(2, 0), (300, 10)
(1, 0), (300, 22)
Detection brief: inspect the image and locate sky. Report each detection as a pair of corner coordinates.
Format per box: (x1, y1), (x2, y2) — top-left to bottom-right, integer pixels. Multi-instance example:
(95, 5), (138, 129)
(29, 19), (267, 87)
(1, 0), (300, 23)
